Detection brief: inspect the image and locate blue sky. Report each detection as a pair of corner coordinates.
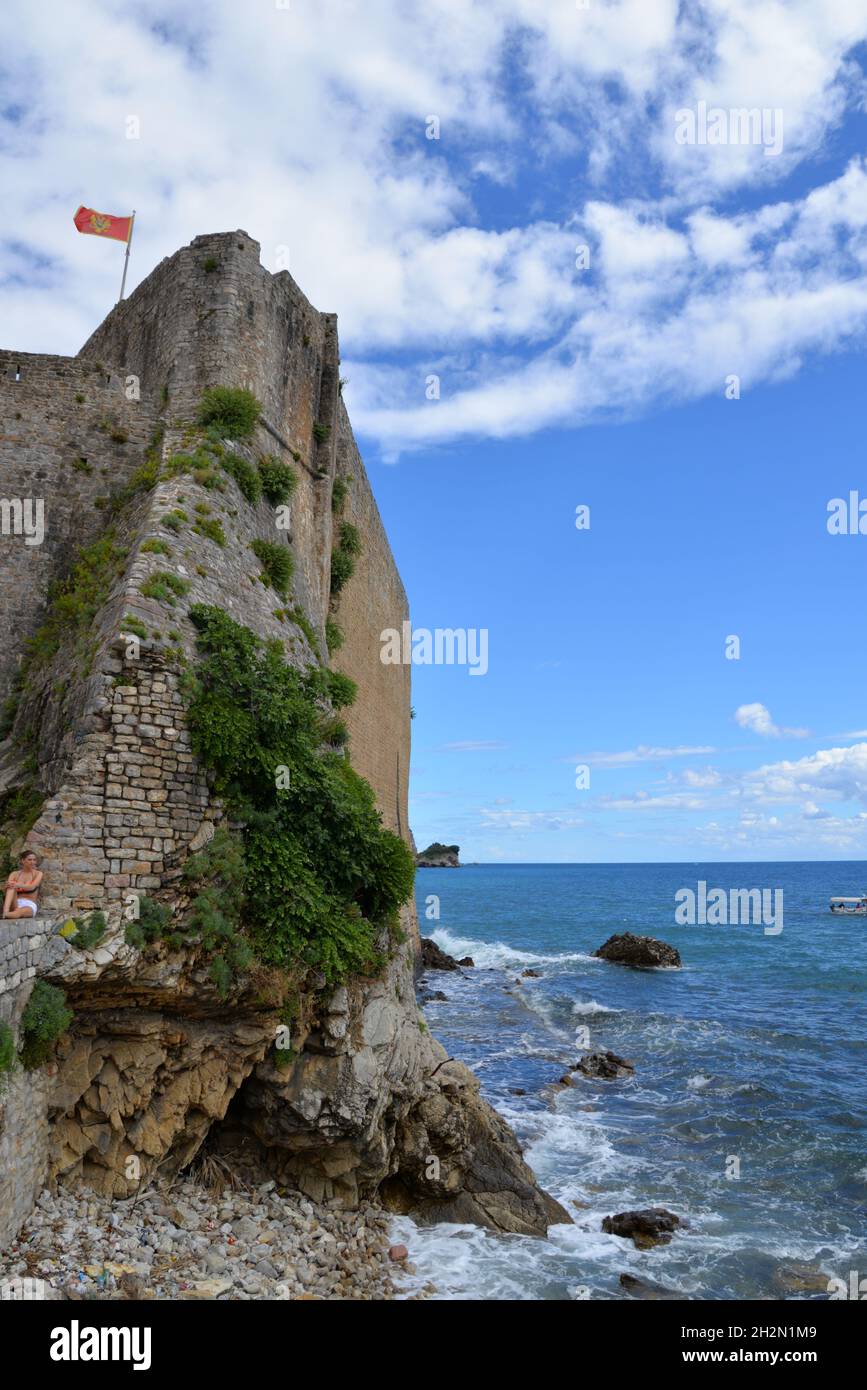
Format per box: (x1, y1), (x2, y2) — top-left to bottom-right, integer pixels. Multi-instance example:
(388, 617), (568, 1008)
(3, 0), (867, 860)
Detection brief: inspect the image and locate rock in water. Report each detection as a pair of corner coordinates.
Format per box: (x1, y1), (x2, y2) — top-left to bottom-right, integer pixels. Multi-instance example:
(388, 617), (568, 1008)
(772, 1262), (833, 1296)
(593, 933), (681, 968)
(457, 956), (475, 967)
(574, 1050), (635, 1079)
(619, 1272), (682, 1300)
(602, 1208), (681, 1248)
(382, 1060), (572, 1237)
(420, 938), (462, 971)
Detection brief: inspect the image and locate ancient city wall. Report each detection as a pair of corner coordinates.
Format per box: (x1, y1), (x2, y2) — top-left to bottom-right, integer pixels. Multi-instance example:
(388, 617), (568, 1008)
(0, 351), (157, 710)
(0, 232), (415, 1246)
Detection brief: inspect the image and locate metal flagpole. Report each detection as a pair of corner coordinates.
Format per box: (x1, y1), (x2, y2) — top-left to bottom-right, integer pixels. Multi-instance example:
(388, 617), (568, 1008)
(118, 211), (136, 303)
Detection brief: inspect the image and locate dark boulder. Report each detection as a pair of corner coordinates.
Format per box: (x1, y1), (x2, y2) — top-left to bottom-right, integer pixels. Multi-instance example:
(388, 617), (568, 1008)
(593, 932), (681, 968)
(420, 938), (461, 971)
(574, 1050), (635, 1080)
(521, 968), (541, 978)
(602, 1208), (681, 1248)
(619, 1273), (682, 1300)
(457, 956), (475, 967)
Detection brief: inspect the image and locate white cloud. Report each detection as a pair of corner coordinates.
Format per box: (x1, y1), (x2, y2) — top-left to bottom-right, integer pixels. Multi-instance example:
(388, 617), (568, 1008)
(479, 808), (584, 831)
(734, 702), (809, 738)
(744, 742), (867, 805)
(3, 0), (867, 455)
(681, 768), (724, 788)
(440, 740), (507, 752)
(573, 744), (716, 768)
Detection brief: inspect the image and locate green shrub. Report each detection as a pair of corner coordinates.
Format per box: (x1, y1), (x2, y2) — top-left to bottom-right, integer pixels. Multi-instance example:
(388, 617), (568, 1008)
(331, 476), (350, 512)
(329, 522), (363, 599)
(163, 453), (200, 478)
(338, 522), (362, 556)
(329, 546), (355, 595)
(285, 606), (318, 652)
(23, 531), (127, 675)
(199, 470), (225, 490)
(140, 571), (192, 606)
(101, 424), (165, 518)
(121, 615), (148, 640)
(0, 683), (22, 740)
(312, 422), (331, 444)
(197, 387), (260, 440)
(19, 982), (74, 1070)
(142, 539), (173, 557)
(258, 456), (297, 506)
(184, 606), (416, 982)
(324, 618), (344, 653)
(322, 669), (357, 709)
(319, 713), (349, 747)
(0, 1020), (15, 1075)
(163, 509), (189, 533)
(193, 516), (227, 547)
(124, 895), (173, 948)
(250, 540), (293, 598)
(181, 830), (254, 997)
(224, 454), (262, 506)
(64, 911), (107, 951)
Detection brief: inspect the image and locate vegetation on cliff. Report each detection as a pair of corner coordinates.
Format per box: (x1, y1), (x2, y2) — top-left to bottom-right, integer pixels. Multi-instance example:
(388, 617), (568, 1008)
(182, 604), (415, 982)
(19, 981), (74, 1070)
(197, 386), (260, 439)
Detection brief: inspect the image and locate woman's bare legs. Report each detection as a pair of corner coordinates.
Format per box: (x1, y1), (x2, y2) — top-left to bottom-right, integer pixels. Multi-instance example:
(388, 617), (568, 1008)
(3, 884), (17, 918)
(4, 905), (36, 919)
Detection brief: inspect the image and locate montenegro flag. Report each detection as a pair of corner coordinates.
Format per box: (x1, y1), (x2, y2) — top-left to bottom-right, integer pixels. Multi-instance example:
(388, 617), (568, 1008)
(73, 206), (133, 243)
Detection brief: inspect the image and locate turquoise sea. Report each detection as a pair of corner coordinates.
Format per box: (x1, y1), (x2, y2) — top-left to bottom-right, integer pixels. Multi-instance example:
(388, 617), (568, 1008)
(392, 862), (867, 1300)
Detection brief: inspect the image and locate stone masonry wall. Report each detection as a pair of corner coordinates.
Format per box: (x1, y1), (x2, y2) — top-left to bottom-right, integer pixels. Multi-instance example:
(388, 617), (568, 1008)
(78, 231), (410, 830)
(0, 232), (416, 1248)
(0, 351), (157, 710)
(79, 231), (339, 633)
(333, 401), (411, 839)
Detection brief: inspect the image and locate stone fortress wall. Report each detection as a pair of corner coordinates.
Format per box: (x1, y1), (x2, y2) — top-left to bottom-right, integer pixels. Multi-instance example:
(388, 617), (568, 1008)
(0, 232), (414, 1244)
(0, 351), (158, 711)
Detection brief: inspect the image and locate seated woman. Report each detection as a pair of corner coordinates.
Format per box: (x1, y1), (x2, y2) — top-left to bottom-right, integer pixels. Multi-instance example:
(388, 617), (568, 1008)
(3, 850), (43, 919)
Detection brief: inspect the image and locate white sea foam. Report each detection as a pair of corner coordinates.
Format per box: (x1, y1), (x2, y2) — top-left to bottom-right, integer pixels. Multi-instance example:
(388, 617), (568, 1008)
(430, 926), (599, 971)
(687, 1073), (713, 1091)
(571, 999), (619, 1016)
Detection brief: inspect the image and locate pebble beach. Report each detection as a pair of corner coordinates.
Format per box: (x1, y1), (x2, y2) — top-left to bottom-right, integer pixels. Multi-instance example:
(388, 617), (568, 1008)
(0, 1177), (434, 1301)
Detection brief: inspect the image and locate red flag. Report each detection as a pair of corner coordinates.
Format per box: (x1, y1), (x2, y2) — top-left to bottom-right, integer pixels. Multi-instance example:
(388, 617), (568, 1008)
(73, 206), (133, 243)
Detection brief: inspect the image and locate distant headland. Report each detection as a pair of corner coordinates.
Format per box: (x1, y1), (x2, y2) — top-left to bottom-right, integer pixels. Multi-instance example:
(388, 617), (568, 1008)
(416, 842), (461, 868)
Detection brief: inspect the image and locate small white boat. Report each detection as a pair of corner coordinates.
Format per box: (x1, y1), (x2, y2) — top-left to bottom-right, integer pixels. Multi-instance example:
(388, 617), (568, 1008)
(829, 895), (867, 915)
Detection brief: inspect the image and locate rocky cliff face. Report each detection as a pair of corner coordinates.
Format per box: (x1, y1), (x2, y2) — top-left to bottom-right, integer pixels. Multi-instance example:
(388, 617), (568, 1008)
(0, 232), (568, 1249)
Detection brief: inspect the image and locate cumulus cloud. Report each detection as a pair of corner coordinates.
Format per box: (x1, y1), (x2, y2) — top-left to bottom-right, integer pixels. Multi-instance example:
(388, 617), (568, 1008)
(3, 0), (867, 454)
(744, 743), (867, 805)
(734, 703), (809, 738)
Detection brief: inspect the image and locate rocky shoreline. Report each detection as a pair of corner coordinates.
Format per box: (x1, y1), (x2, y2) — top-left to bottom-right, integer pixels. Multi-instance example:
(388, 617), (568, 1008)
(0, 1176), (435, 1301)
